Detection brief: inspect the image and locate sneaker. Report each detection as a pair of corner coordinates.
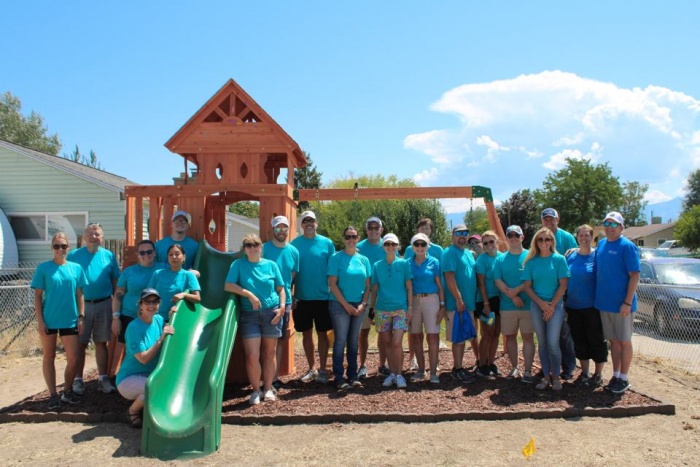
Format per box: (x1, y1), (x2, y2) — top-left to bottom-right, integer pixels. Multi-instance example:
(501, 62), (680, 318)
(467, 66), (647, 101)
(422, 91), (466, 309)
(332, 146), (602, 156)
(586, 373), (603, 388)
(335, 380), (350, 391)
(507, 368), (521, 380)
(249, 390), (261, 405)
(315, 370), (329, 384)
(450, 368), (461, 380)
(395, 374), (408, 389)
(476, 366), (491, 378)
(457, 368), (477, 384)
(522, 371), (534, 384)
(605, 376), (619, 392)
(263, 389), (276, 402)
(350, 379), (363, 388)
(47, 393), (61, 410)
(382, 374), (396, 387)
(357, 365), (368, 379)
(409, 356), (419, 371)
(429, 374), (440, 384)
(300, 369), (318, 383)
(378, 365), (391, 377)
(574, 372), (591, 386)
(489, 364), (502, 377)
(98, 378), (116, 394)
(409, 371), (425, 383)
(72, 379), (84, 395)
(561, 372), (574, 381)
(552, 378), (563, 391)
(271, 378), (283, 390)
(60, 390), (81, 405)
(612, 378), (631, 394)
(536, 378), (551, 390)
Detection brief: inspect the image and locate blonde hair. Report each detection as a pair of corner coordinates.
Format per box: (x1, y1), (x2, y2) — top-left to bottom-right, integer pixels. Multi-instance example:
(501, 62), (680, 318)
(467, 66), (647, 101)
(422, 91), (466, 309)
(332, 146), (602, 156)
(240, 233), (262, 251)
(50, 232), (70, 248)
(523, 227), (556, 266)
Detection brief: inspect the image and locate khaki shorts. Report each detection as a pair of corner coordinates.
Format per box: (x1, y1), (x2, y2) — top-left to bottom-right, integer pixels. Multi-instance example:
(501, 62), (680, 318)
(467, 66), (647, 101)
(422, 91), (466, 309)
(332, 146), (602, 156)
(600, 311), (633, 341)
(409, 294), (441, 334)
(445, 310), (476, 342)
(500, 310), (534, 335)
(79, 299), (112, 345)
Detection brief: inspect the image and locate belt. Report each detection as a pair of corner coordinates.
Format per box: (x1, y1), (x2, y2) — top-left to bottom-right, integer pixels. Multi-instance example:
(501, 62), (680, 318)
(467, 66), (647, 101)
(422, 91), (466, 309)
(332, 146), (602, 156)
(414, 293), (435, 297)
(85, 296), (111, 304)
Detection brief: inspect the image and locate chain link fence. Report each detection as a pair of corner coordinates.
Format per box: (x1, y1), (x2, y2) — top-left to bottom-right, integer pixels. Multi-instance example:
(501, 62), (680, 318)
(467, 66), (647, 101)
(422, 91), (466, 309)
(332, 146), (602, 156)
(0, 263), (41, 357)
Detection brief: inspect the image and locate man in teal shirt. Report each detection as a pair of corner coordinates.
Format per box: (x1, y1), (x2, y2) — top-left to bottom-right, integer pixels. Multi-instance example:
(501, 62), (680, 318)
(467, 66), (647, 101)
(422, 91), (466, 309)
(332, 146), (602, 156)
(155, 210), (199, 270)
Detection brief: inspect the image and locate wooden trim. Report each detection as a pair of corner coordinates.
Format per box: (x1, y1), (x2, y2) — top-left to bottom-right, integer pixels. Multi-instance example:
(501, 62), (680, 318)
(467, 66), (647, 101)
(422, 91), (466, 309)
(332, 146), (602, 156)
(297, 186), (475, 201)
(125, 183), (289, 198)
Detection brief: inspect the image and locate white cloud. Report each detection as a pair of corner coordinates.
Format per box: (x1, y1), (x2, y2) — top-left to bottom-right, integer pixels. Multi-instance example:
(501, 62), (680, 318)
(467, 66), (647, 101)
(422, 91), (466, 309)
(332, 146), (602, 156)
(440, 197), (485, 214)
(645, 190), (673, 204)
(413, 167), (439, 185)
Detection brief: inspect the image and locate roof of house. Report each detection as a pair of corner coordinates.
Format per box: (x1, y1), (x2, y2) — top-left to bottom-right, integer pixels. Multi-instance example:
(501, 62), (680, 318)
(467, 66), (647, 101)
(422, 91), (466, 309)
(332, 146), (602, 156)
(0, 139), (138, 192)
(622, 222), (675, 240)
(226, 212), (260, 230)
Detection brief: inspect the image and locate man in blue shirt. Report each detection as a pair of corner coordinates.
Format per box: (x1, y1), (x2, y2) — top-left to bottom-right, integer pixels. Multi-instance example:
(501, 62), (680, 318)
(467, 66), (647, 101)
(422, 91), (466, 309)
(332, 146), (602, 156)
(155, 210), (199, 271)
(67, 222), (120, 395)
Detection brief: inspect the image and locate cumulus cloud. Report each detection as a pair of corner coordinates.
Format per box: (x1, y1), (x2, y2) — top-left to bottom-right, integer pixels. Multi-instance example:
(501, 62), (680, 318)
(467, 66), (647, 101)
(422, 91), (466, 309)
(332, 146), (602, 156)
(404, 70), (700, 205)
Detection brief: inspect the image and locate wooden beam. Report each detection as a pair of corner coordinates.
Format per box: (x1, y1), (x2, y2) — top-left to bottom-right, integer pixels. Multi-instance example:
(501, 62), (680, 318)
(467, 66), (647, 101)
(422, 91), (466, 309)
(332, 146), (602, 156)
(126, 183), (290, 198)
(297, 186), (475, 202)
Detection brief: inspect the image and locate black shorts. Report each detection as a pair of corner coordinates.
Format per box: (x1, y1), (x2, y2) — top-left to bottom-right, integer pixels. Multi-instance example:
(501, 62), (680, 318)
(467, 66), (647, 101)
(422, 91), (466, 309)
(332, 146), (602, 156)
(117, 315), (136, 344)
(293, 300), (332, 333)
(45, 326), (79, 336)
(475, 296), (501, 317)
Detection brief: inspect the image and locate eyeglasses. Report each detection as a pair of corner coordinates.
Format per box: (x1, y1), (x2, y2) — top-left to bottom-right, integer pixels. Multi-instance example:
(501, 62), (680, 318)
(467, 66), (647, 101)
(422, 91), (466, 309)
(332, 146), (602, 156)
(384, 242), (398, 248)
(138, 249), (154, 256)
(274, 227), (289, 233)
(536, 237), (553, 243)
(52, 244), (69, 250)
(506, 233), (521, 239)
(344, 234), (359, 240)
(483, 240), (496, 246)
(244, 243), (261, 248)
(412, 241), (427, 248)
(143, 299), (160, 305)
(603, 221), (620, 228)
(367, 226), (380, 231)
(301, 218), (315, 224)
(454, 231), (470, 237)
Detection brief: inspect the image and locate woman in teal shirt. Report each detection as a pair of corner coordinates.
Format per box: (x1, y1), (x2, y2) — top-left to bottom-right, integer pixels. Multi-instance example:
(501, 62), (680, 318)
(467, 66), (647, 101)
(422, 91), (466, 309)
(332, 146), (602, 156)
(147, 244), (200, 321)
(475, 230), (504, 378)
(328, 226), (372, 390)
(521, 227), (570, 391)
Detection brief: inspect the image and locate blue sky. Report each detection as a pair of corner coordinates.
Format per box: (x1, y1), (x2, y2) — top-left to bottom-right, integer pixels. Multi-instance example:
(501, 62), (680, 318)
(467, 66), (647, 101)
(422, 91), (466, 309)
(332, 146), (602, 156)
(3, 1), (699, 215)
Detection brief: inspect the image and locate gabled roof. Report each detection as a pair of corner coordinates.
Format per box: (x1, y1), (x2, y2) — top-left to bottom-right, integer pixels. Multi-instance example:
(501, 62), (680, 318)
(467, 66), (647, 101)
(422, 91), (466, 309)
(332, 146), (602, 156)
(622, 222), (675, 240)
(0, 139), (138, 193)
(164, 79), (306, 167)
(226, 212), (260, 230)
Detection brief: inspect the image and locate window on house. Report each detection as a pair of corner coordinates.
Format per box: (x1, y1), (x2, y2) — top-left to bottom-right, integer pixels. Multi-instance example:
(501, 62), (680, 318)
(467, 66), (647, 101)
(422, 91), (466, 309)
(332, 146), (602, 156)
(8, 212), (88, 244)
(657, 238), (666, 246)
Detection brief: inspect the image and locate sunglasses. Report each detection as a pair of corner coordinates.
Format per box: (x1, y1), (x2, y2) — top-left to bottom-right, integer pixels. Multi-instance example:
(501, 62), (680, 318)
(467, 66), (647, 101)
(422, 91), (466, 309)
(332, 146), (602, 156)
(52, 244), (69, 250)
(274, 227), (289, 233)
(344, 234), (359, 240)
(506, 233), (521, 239)
(537, 237), (553, 243)
(367, 226), (381, 231)
(301, 218), (315, 224)
(412, 241), (427, 248)
(244, 243), (261, 248)
(384, 242), (399, 247)
(454, 231), (470, 237)
(142, 299), (161, 305)
(603, 220), (620, 228)
(138, 249), (154, 256)
(482, 240), (496, 246)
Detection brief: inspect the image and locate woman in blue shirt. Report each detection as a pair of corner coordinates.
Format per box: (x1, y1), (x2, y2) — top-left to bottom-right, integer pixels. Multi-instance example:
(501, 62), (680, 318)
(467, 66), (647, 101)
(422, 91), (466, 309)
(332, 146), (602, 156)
(475, 230), (504, 378)
(116, 288), (174, 428)
(566, 224), (607, 387)
(31, 232), (87, 409)
(147, 244), (200, 321)
(328, 226), (371, 390)
(522, 227), (570, 391)
(225, 234), (285, 406)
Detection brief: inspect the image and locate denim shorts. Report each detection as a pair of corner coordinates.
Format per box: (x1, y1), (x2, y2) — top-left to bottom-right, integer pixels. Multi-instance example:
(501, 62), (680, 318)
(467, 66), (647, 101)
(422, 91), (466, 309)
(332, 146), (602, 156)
(240, 307), (283, 339)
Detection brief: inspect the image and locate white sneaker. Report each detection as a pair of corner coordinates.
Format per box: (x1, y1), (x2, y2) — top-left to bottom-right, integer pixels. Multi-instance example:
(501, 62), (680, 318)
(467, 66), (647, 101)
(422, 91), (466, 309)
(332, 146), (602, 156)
(395, 374), (408, 389)
(98, 378), (116, 394)
(263, 389), (276, 402)
(300, 369), (318, 383)
(409, 357), (419, 371)
(507, 368), (521, 380)
(249, 390), (261, 405)
(72, 379), (84, 395)
(382, 374), (396, 387)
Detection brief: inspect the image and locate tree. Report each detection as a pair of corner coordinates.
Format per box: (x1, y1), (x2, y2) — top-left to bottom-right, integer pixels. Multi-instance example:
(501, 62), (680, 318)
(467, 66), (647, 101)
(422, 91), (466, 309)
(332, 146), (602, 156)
(0, 91), (61, 155)
(620, 181), (649, 227)
(63, 144), (103, 170)
(674, 206), (700, 252)
(228, 201), (260, 218)
(294, 151), (323, 213)
(463, 207), (490, 235)
(498, 189), (540, 243)
(683, 169), (700, 213)
(535, 158), (623, 231)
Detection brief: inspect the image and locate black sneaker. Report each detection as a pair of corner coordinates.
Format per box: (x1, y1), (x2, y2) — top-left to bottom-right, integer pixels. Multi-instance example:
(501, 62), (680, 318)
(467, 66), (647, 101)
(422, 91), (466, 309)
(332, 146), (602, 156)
(335, 381), (350, 392)
(378, 365), (391, 377)
(561, 372), (574, 381)
(47, 393), (61, 410)
(476, 366), (491, 378)
(457, 368), (477, 384)
(574, 372), (591, 386)
(611, 378), (631, 394)
(605, 376), (619, 392)
(489, 364), (502, 377)
(450, 368), (461, 380)
(586, 373), (603, 388)
(60, 390), (81, 405)
(271, 378), (283, 390)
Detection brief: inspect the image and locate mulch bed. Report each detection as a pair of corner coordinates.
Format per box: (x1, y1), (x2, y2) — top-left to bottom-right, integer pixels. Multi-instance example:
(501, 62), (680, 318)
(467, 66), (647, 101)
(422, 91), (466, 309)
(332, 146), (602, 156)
(0, 351), (673, 424)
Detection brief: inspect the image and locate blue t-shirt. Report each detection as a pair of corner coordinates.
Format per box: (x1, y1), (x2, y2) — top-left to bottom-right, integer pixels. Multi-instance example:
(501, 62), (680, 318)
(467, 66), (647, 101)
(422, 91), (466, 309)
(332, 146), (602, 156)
(116, 314), (165, 386)
(371, 258), (412, 311)
(290, 234), (336, 300)
(521, 254), (570, 302)
(554, 229), (578, 255)
(225, 258), (284, 311)
(117, 262), (167, 318)
(441, 245), (477, 311)
(357, 238), (385, 267)
(262, 242), (299, 305)
(148, 268), (201, 319)
(410, 256), (441, 294)
(404, 244), (444, 264)
(31, 261), (88, 329)
(328, 251), (372, 303)
(67, 247), (120, 300)
(594, 236), (640, 313)
(155, 236), (199, 270)
(475, 252), (502, 301)
(566, 250), (596, 309)
(494, 250), (530, 311)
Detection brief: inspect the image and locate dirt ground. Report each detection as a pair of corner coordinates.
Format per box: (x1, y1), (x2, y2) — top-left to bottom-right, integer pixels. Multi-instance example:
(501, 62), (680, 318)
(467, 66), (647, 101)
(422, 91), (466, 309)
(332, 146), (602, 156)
(1, 353), (699, 466)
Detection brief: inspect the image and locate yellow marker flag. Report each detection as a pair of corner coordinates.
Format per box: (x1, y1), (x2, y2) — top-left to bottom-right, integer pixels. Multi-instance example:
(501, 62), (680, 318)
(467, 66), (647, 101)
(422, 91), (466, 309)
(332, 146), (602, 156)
(521, 437), (536, 459)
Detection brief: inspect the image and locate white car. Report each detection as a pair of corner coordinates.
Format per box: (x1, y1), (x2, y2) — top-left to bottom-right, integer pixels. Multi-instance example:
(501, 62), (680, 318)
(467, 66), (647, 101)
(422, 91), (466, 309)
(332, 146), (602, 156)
(657, 240), (692, 257)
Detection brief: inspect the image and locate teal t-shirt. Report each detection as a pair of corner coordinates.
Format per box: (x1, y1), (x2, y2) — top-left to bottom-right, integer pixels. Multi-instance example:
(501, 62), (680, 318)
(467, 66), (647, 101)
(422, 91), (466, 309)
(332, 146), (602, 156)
(493, 250), (530, 311)
(117, 262), (167, 318)
(328, 251), (371, 303)
(475, 252), (503, 301)
(290, 234), (336, 300)
(371, 258), (412, 311)
(521, 254), (570, 302)
(116, 314), (165, 386)
(403, 244), (443, 263)
(31, 261), (87, 329)
(225, 258), (284, 312)
(441, 245), (477, 311)
(148, 268), (201, 319)
(155, 236), (199, 270)
(554, 229), (577, 255)
(357, 238), (385, 267)
(67, 247), (120, 300)
(262, 242), (299, 305)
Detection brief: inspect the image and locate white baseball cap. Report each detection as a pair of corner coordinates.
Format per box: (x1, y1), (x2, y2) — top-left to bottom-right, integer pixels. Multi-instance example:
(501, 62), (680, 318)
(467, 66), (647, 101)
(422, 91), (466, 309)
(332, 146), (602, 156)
(271, 216), (290, 228)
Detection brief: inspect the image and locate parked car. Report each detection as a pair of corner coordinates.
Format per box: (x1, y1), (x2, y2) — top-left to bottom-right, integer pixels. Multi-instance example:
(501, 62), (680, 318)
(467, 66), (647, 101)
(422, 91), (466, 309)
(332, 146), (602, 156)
(656, 240), (692, 257)
(639, 247), (669, 259)
(637, 258), (700, 337)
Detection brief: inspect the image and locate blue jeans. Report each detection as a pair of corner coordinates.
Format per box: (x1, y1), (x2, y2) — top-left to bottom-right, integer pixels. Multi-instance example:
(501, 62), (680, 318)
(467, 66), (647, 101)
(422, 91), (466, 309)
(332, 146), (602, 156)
(530, 301), (565, 378)
(559, 317), (576, 374)
(329, 300), (366, 382)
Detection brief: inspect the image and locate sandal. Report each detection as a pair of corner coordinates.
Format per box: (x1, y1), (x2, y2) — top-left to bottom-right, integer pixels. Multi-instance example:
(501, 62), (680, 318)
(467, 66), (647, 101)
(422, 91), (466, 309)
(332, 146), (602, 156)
(127, 410), (142, 428)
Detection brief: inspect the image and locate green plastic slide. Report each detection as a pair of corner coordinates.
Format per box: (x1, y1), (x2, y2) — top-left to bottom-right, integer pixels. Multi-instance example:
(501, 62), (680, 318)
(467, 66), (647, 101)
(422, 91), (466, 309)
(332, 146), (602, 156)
(141, 240), (241, 460)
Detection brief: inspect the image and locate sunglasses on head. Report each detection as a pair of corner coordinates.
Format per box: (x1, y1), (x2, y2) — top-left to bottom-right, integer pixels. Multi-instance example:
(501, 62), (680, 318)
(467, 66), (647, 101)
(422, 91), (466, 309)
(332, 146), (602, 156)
(506, 233), (521, 239)
(52, 244), (69, 250)
(344, 234), (358, 240)
(537, 237), (553, 243)
(412, 241), (427, 248)
(244, 242), (261, 248)
(384, 242), (398, 247)
(454, 231), (470, 237)
(603, 220), (620, 228)
(138, 249), (154, 256)
(482, 239), (496, 246)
